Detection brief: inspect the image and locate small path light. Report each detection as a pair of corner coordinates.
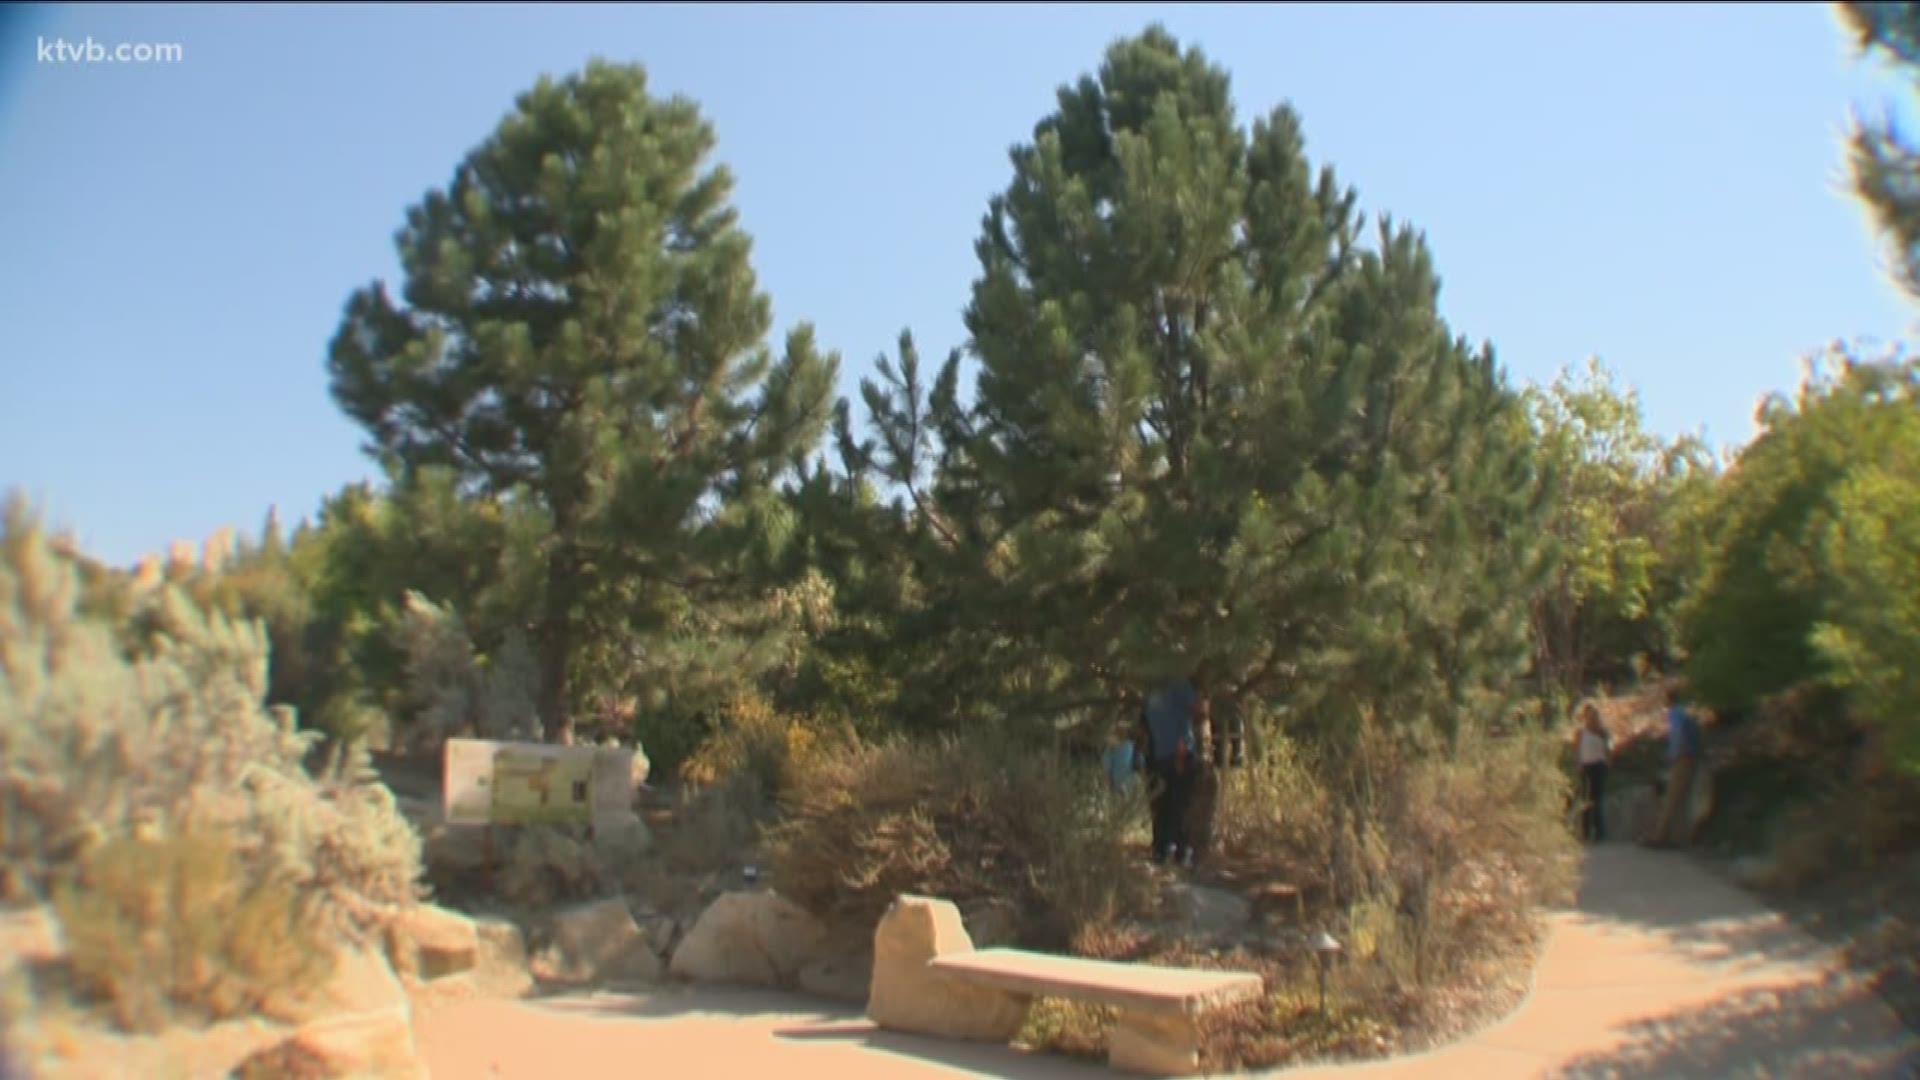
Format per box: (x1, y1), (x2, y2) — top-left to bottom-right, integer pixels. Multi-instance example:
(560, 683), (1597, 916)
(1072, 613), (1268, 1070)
(1310, 930), (1343, 1017)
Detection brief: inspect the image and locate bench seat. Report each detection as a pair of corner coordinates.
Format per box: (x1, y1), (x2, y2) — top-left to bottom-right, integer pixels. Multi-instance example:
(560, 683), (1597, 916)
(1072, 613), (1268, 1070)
(929, 948), (1262, 1014)
(929, 948), (1264, 1076)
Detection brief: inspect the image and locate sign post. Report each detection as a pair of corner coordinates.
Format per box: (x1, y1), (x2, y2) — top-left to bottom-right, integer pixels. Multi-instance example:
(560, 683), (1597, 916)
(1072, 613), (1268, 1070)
(443, 737), (643, 831)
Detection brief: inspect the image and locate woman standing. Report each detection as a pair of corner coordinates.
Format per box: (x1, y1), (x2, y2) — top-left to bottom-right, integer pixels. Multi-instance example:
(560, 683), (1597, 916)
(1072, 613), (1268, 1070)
(1574, 701), (1613, 843)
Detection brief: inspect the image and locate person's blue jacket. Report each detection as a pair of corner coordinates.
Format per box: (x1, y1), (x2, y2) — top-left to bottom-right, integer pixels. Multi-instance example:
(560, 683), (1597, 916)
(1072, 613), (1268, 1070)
(1667, 705), (1702, 761)
(1143, 680), (1198, 766)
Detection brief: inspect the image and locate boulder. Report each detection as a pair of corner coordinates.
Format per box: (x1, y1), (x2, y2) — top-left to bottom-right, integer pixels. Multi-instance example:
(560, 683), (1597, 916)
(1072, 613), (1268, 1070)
(532, 898), (662, 986)
(670, 890), (828, 988)
(1164, 881), (1251, 938)
(231, 1036), (341, 1079)
(384, 904), (479, 982)
(591, 809), (653, 862)
(262, 943), (410, 1026)
(274, 1012), (428, 1080)
(470, 915), (533, 995)
(866, 895), (1031, 1043)
(255, 943), (429, 1078)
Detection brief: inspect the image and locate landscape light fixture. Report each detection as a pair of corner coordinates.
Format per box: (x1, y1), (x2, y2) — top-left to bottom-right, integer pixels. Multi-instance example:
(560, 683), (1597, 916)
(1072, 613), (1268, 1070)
(1310, 930), (1343, 1016)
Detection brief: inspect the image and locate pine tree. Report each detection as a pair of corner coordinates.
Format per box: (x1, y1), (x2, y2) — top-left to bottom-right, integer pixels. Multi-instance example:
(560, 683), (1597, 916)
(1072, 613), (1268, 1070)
(328, 61), (837, 743)
(1840, 0), (1920, 301)
(846, 28), (1555, 754)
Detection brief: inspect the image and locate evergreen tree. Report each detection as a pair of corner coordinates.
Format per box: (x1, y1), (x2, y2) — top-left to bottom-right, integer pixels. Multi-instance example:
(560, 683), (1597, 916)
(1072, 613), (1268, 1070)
(846, 28), (1556, 754)
(328, 61), (837, 742)
(1840, 0), (1920, 302)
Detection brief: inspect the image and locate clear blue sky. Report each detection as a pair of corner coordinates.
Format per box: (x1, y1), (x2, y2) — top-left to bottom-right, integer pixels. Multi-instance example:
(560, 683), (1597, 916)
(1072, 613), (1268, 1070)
(2, 3), (1914, 567)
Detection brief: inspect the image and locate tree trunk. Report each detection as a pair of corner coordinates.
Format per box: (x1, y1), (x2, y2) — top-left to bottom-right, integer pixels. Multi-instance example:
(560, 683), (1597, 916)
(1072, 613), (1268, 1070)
(539, 532), (579, 746)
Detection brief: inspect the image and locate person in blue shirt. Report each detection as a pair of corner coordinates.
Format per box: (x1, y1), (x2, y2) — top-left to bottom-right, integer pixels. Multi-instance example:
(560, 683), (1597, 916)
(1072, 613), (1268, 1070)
(1645, 685), (1705, 848)
(1141, 679), (1200, 867)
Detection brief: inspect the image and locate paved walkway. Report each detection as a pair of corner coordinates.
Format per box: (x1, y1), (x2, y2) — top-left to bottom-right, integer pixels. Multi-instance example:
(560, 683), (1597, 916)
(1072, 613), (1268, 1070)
(415, 845), (1920, 1079)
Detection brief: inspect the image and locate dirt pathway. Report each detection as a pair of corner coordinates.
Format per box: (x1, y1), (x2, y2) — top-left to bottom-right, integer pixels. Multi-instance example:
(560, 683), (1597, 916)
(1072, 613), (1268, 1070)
(414, 844), (1919, 1079)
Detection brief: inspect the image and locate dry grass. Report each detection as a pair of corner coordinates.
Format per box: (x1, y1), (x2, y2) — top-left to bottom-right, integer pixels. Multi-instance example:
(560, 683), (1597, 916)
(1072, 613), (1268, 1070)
(766, 731), (1156, 949)
(1018, 905), (1546, 1071)
(1013, 716), (1573, 1070)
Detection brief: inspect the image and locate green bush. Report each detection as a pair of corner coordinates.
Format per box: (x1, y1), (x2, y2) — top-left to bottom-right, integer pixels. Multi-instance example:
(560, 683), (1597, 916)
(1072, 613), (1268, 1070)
(1682, 352), (1920, 777)
(766, 730), (1154, 947)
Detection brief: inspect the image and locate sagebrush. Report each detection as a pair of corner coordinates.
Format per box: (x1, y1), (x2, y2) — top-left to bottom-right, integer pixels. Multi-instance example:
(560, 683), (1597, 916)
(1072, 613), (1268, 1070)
(52, 828), (335, 1033)
(0, 498), (422, 1029)
(766, 730), (1154, 947)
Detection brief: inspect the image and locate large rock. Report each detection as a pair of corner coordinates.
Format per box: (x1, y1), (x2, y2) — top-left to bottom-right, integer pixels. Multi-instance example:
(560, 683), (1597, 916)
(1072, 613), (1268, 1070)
(384, 904), (479, 982)
(470, 915), (534, 996)
(591, 809), (654, 862)
(262, 942), (410, 1026)
(273, 1012), (428, 1080)
(670, 890), (828, 988)
(866, 895), (1032, 1043)
(532, 898), (662, 986)
(1164, 881), (1251, 938)
(255, 943), (429, 1079)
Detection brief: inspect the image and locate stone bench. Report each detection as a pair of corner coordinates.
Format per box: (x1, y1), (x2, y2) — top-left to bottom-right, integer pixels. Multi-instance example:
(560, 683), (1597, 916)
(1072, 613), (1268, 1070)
(866, 895), (1263, 1077)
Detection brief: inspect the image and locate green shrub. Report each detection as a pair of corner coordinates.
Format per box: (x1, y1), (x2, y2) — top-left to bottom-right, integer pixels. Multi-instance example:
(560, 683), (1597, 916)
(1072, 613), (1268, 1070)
(52, 828), (334, 1033)
(0, 496), (422, 1029)
(678, 691), (827, 797)
(766, 730), (1154, 947)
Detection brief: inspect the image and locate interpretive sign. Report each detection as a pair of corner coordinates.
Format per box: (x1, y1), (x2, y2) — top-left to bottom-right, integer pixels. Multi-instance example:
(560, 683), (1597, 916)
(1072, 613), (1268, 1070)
(443, 737), (638, 827)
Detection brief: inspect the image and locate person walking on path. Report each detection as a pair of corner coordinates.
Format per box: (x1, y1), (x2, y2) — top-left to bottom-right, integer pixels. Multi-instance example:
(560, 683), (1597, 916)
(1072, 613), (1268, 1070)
(1644, 685), (1704, 848)
(1142, 678), (1200, 867)
(1573, 700), (1612, 843)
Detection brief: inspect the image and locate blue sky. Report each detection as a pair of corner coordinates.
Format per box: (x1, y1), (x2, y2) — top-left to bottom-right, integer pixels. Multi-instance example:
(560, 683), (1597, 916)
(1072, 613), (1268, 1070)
(1, 3), (1914, 567)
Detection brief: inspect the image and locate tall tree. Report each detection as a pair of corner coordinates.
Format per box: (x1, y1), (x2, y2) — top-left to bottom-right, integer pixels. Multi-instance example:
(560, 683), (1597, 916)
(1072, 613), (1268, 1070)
(1841, 0), (1920, 302)
(846, 28), (1555, 753)
(328, 61), (837, 743)
(1524, 357), (1717, 693)
(1681, 351), (1920, 732)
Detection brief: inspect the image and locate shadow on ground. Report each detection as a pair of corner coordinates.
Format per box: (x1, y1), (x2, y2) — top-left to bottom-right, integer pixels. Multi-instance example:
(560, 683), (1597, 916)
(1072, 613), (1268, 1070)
(1569, 844), (1829, 969)
(773, 1021), (1110, 1080)
(1553, 968), (1920, 1079)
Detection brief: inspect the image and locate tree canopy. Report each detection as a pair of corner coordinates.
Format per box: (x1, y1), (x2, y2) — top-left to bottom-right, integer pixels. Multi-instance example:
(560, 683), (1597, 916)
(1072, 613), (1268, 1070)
(327, 61), (837, 742)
